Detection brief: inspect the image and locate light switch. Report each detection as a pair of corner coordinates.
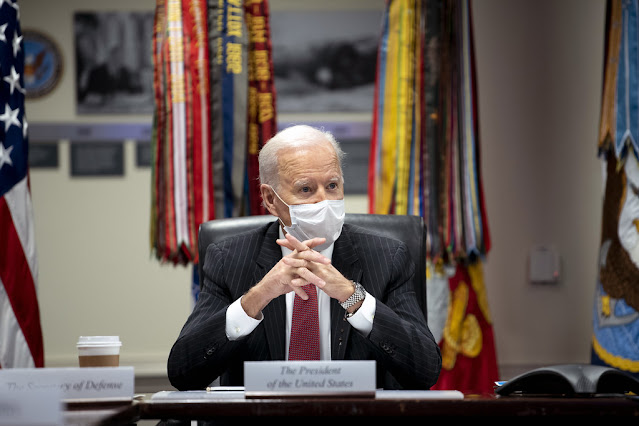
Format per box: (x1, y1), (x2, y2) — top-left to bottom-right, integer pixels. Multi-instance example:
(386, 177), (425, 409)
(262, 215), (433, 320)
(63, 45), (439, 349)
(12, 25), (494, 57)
(528, 245), (560, 284)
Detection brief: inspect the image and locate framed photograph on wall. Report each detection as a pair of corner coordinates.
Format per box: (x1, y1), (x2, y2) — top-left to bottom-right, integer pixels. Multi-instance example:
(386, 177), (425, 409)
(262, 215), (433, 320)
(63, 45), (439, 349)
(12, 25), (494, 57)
(270, 7), (383, 114)
(74, 11), (154, 115)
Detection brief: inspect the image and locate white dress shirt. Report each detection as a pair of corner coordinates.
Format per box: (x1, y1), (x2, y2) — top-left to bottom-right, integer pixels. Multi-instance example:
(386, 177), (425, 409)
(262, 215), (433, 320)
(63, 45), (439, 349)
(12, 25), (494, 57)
(225, 228), (376, 360)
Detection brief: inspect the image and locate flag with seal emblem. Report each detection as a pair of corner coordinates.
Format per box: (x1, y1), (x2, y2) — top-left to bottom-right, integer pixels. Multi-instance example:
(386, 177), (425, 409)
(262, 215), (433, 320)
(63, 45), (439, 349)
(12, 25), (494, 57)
(592, 0), (639, 378)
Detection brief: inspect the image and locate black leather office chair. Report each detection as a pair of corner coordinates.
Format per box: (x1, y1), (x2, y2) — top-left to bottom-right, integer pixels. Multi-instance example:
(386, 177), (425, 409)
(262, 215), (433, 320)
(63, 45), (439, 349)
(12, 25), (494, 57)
(197, 213), (427, 317)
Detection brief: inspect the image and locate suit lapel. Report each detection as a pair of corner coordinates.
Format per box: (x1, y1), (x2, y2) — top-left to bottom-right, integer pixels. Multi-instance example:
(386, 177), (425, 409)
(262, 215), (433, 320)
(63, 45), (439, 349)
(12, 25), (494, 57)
(255, 221), (286, 360)
(330, 226), (362, 360)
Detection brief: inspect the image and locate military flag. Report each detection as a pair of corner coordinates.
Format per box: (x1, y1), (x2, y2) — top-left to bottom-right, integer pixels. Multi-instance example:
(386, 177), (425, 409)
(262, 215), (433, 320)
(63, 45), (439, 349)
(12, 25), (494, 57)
(150, 0), (276, 266)
(369, 0), (498, 393)
(592, 0), (639, 378)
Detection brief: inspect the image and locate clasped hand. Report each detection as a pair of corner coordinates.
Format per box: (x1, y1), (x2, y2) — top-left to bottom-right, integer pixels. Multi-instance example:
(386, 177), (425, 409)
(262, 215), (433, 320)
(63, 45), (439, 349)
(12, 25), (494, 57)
(275, 234), (353, 302)
(241, 234), (353, 319)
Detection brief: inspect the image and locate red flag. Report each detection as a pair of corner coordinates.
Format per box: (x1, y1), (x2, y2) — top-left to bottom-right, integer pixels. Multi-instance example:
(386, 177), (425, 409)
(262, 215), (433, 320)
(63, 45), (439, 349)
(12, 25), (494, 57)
(0, 0), (44, 368)
(431, 262), (498, 394)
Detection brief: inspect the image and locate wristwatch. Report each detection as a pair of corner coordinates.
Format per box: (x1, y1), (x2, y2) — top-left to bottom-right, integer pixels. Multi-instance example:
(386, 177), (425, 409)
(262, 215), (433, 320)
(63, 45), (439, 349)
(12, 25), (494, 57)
(340, 281), (365, 311)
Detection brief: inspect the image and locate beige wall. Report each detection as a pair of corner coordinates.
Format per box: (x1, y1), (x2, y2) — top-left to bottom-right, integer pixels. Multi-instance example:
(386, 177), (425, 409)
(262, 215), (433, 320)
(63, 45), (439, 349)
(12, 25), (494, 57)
(474, 0), (605, 372)
(20, 0), (606, 383)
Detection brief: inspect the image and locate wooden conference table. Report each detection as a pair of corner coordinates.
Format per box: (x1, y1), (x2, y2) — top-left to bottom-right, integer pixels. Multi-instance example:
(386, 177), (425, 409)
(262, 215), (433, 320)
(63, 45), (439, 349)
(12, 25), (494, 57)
(66, 390), (639, 424)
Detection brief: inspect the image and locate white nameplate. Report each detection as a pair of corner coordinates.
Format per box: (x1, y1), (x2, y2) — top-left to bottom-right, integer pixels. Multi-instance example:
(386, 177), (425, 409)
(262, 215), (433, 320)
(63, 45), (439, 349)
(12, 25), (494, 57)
(0, 388), (63, 426)
(0, 367), (134, 401)
(244, 361), (375, 398)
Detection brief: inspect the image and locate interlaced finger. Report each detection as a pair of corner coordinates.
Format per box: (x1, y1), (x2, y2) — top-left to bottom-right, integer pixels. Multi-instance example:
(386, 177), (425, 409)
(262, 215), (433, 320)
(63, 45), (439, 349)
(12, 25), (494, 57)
(284, 233), (312, 252)
(282, 256), (309, 269)
(291, 265), (325, 287)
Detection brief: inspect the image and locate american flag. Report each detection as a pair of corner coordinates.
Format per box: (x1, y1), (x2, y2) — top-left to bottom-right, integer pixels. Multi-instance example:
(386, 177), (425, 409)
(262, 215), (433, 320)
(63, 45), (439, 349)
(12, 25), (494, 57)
(0, 0), (44, 368)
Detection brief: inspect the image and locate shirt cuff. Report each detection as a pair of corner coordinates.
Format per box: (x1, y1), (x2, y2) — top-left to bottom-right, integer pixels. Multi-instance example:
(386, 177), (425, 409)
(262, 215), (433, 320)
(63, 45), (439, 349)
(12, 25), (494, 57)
(345, 291), (376, 337)
(225, 296), (263, 340)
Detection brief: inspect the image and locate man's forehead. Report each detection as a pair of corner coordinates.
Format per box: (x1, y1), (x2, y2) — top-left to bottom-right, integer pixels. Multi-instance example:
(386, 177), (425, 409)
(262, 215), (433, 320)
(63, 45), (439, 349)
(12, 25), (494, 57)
(277, 146), (341, 181)
(277, 143), (338, 164)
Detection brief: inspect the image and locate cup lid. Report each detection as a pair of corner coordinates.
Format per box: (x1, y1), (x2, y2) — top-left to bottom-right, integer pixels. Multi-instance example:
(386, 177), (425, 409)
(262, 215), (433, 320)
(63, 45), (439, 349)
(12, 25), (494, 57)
(77, 336), (121, 347)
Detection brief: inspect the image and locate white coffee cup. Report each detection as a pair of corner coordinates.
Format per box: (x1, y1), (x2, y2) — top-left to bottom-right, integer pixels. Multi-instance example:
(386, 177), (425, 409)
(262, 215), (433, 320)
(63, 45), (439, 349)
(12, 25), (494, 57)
(77, 336), (121, 367)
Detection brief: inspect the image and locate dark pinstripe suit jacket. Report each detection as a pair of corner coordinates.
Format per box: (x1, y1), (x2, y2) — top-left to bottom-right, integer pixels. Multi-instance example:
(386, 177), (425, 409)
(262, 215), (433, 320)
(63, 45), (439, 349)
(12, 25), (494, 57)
(167, 221), (441, 390)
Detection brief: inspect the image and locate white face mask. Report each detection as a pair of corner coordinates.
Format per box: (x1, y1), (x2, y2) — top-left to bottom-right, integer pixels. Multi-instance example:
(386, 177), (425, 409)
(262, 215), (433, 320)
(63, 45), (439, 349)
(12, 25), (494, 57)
(271, 188), (345, 251)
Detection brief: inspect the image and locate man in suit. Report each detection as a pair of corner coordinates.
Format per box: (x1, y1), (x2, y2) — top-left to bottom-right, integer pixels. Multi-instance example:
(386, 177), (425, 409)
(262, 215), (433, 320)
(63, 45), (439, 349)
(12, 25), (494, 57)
(168, 125), (441, 390)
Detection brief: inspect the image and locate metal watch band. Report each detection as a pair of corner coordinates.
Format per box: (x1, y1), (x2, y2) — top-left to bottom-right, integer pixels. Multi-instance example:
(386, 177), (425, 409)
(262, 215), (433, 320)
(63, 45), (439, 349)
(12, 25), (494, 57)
(340, 281), (365, 310)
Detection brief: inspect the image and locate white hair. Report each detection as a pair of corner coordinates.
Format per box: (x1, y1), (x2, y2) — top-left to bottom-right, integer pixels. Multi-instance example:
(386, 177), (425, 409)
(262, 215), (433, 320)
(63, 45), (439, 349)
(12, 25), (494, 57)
(258, 124), (345, 189)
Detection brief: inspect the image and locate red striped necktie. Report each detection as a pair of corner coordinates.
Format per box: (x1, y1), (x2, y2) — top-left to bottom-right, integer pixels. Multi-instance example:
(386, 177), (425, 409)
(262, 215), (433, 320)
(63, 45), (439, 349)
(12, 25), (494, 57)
(289, 284), (320, 360)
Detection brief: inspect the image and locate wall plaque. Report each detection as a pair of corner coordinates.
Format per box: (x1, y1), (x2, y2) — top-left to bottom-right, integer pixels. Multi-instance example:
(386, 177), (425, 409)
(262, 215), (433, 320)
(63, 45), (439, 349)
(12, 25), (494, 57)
(136, 141), (151, 167)
(70, 142), (124, 177)
(23, 29), (63, 99)
(29, 142), (58, 168)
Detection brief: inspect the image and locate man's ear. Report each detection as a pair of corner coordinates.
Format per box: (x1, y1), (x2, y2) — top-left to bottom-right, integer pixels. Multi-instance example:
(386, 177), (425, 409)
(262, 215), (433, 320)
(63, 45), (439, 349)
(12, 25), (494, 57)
(260, 184), (278, 216)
